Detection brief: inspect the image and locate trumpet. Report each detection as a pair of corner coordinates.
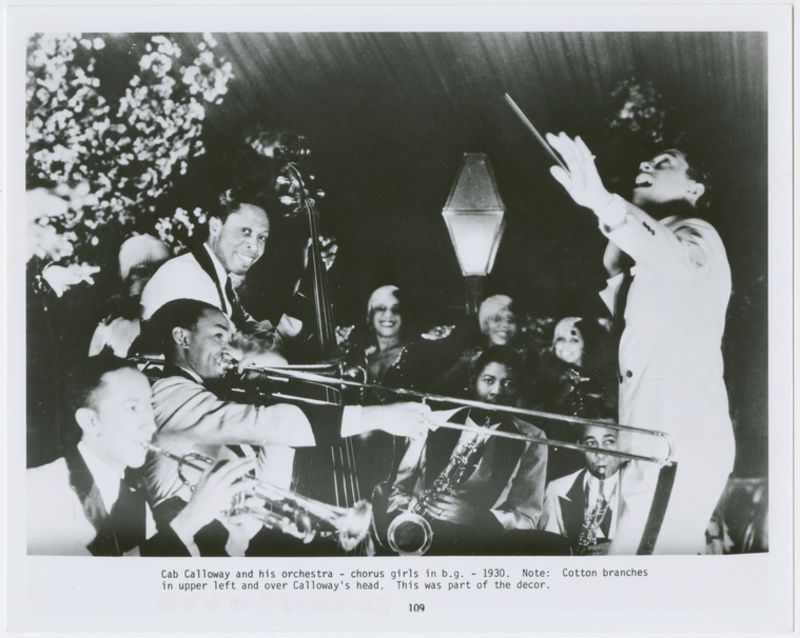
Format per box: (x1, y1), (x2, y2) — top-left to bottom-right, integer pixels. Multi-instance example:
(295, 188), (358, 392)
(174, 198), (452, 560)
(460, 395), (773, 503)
(144, 443), (373, 551)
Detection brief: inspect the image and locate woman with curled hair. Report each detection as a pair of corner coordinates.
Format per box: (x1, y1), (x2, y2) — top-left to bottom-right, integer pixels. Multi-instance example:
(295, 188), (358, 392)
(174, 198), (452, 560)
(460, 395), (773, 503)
(531, 316), (617, 481)
(478, 294), (519, 347)
(338, 284), (437, 519)
(435, 294), (526, 398)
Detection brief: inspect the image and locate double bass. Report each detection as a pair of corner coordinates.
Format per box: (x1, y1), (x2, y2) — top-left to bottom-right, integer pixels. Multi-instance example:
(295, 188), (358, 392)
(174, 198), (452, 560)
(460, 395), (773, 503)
(244, 130), (370, 544)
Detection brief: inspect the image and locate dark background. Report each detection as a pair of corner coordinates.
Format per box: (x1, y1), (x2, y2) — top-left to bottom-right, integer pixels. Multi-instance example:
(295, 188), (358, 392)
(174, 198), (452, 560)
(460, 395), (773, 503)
(31, 32), (768, 476)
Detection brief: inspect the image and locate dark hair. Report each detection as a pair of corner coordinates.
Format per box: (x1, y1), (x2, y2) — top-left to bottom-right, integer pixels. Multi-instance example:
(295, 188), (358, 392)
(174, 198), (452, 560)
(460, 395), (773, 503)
(470, 345), (524, 386)
(68, 352), (138, 414)
(551, 316), (612, 370)
(208, 188), (270, 224)
(569, 395), (616, 434)
(138, 299), (221, 357)
(577, 420), (618, 445)
(666, 148), (712, 212)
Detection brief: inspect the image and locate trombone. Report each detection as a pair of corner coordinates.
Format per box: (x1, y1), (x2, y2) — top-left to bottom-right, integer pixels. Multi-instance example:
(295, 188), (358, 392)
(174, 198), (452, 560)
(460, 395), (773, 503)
(144, 443), (372, 551)
(238, 364), (676, 467)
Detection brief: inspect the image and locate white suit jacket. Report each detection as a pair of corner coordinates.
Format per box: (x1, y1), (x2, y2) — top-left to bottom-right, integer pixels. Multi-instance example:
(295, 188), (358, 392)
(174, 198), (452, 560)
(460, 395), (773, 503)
(600, 203), (734, 461)
(597, 200), (735, 554)
(140, 246), (231, 320)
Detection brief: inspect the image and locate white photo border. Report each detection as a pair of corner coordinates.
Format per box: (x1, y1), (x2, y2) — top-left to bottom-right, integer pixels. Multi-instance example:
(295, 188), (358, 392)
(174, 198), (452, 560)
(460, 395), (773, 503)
(3, 2), (794, 635)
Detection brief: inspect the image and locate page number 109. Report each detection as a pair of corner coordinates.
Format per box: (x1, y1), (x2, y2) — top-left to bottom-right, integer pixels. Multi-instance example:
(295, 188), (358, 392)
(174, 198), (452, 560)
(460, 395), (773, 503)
(408, 603), (426, 612)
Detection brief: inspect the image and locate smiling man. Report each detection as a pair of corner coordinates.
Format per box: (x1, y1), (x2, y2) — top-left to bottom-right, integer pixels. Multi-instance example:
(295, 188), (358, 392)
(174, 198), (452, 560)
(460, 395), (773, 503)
(140, 299), (431, 555)
(141, 189), (269, 329)
(545, 134), (734, 555)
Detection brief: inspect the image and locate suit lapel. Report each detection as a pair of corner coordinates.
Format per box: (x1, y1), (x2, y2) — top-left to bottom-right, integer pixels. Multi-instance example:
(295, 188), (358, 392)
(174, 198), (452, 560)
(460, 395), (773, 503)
(64, 448), (147, 556)
(64, 447), (109, 535)
(470, 416), (521, 491)
(191, 246), (228, 313)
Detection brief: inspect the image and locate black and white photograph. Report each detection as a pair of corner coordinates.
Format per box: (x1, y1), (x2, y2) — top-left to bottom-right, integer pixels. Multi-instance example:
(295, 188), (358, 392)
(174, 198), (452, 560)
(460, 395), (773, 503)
(3, 2), (794, 635)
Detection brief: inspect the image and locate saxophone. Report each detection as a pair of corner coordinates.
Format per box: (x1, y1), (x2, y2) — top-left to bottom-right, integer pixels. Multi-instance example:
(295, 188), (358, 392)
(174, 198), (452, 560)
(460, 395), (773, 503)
(387, 430), (489, 556)
(577, 472), (611, 554)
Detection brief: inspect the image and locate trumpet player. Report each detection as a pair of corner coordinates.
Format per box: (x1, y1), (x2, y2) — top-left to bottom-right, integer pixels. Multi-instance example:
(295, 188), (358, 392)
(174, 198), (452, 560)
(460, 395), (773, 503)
(383, 346), (553, 555)
(139, 298), (431, 555)
(27, 354), (257, 556)
(540, 420), (624, 555)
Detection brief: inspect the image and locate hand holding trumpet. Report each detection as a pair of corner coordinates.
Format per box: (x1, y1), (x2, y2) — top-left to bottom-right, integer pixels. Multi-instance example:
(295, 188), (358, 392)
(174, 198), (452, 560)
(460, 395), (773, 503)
(168, 456), (258, 541)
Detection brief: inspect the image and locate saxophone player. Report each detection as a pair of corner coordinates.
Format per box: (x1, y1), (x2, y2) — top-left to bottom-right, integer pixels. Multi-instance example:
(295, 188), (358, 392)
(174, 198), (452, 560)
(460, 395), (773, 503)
(383, 346), (556, 555)
(539, 418), (624, 555)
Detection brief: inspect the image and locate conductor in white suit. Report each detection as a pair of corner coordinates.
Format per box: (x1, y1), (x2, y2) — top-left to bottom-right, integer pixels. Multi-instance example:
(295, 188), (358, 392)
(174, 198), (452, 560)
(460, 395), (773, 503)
(544, 133), (735, 554)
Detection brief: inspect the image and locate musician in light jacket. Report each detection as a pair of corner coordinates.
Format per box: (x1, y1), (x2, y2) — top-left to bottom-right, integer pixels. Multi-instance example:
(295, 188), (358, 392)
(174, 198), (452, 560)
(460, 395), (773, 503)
(139, 299), (430, 555)
(545, 133), (734, 554)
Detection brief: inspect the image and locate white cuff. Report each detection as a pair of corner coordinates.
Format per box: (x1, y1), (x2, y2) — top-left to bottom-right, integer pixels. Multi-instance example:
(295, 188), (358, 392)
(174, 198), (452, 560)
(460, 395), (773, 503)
(340, 405), (364, 437)
(594, 193), (627, 231)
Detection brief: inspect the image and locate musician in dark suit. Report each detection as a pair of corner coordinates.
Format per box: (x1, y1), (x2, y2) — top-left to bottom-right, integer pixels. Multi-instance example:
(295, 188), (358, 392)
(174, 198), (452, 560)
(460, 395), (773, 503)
(27, 354), (254, 556)
(384, 346), (563, 555)
(540, 423), (625, 555)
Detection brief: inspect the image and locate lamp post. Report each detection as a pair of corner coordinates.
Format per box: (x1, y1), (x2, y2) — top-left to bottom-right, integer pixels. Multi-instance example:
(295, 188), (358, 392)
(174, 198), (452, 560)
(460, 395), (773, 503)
(441, 153), (507, 316)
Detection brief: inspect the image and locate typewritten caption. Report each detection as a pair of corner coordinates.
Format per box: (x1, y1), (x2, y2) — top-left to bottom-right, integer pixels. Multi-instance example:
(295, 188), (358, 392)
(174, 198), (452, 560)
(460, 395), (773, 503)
(158, 565), (649, 609)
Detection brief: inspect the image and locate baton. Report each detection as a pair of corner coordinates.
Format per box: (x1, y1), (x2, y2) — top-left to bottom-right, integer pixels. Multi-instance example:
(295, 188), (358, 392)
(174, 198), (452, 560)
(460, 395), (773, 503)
(504, 93), (567, 170)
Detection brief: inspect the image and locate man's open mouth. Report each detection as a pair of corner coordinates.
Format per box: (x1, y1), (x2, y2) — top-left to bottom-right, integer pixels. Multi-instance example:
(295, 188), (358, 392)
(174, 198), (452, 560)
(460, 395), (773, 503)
(634, 174), (654, 187)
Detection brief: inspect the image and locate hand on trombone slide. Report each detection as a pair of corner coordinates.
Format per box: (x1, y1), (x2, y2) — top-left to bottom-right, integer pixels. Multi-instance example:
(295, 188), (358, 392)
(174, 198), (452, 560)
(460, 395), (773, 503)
(361, 402), (434, 439)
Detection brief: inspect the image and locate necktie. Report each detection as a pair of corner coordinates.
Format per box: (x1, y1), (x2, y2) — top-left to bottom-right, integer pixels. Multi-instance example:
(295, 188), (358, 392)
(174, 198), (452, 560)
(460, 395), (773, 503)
(225, 276), (247, 328)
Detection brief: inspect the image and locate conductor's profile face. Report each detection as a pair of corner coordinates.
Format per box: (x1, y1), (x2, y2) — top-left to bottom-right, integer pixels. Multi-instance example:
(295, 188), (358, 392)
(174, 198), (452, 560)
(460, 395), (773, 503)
(631, 150), (697, 208)
(183, 308), (235, 381)
(208, 203), (270, 276)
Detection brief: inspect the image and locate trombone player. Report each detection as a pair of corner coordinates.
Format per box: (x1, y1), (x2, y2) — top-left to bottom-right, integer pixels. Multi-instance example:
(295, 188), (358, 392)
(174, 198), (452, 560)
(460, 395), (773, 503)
(138, 298), (431, 556)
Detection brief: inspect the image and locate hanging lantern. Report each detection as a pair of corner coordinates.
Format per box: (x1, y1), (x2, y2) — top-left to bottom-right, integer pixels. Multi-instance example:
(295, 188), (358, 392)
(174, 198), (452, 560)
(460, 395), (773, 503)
(441, 153), (507, 315)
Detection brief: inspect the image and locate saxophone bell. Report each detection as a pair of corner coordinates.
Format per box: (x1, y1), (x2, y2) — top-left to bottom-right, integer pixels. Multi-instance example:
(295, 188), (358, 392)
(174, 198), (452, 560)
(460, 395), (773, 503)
(386, 511), (433, 556)
(386, 431), (489, 556)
